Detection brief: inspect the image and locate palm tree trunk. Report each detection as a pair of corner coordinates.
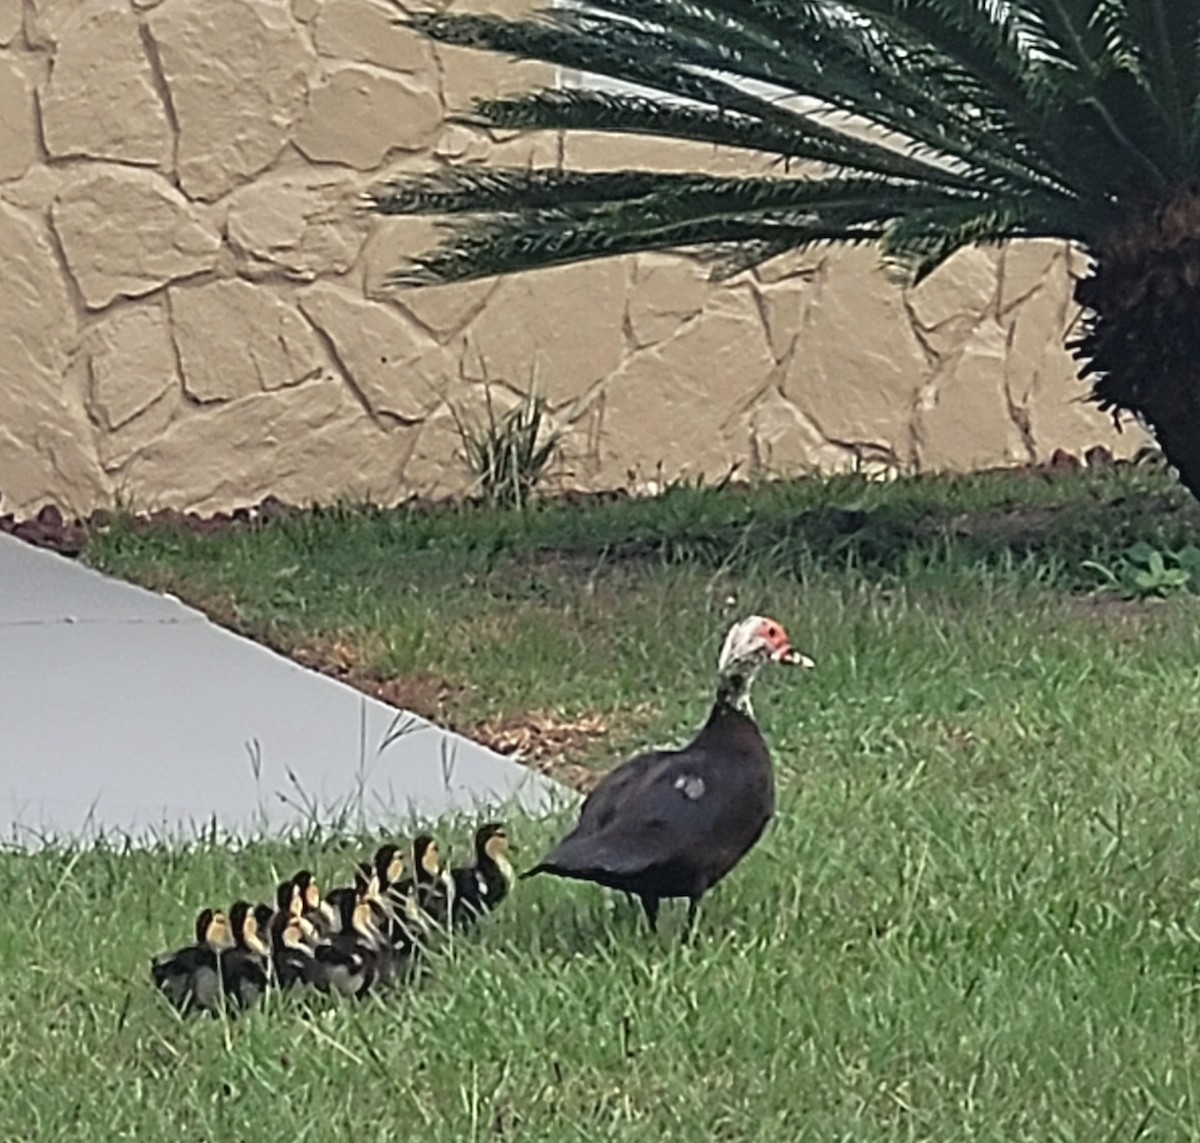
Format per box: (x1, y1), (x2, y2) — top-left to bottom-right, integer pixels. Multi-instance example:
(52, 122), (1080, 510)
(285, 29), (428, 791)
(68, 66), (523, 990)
(1136, 374), (1200, 499)
(1072, 199), (1200, 500)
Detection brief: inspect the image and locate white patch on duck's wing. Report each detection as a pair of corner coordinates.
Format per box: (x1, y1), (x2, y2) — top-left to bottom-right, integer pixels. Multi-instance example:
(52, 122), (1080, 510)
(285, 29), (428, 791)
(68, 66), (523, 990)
(673, 774), (706, 800)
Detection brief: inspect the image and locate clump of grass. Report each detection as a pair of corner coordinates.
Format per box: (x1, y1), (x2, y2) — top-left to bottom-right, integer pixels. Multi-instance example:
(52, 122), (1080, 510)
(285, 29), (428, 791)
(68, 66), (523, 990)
(452, 387), (565, 509)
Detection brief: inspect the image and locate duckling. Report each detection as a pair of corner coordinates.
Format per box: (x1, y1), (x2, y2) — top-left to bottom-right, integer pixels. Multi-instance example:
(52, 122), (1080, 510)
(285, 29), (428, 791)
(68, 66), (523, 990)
(373, 843), (406, 891)
(253, 902), (275, 941)
(221, 900), (271, 1010)
(394, 835), (455, 929)
(150, 907), (235, 1015)
(451, 823), (517, 929)
(290, 869), (337, 938)
(314, 890), (388, 998)
(270, 912), (320, 991)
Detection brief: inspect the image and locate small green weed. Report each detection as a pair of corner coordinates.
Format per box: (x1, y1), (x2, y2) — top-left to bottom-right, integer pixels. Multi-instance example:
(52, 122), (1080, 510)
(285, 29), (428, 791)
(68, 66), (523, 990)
(1083, 540), (1200, 599)
(452, 387), (565, 509)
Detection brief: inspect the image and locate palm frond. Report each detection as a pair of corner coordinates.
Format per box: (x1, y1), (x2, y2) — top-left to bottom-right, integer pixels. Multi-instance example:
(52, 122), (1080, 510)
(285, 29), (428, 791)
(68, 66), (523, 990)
(375, 0), (1200, 286)
(462, 89), (979, 187)
(391, 210), (885, 285)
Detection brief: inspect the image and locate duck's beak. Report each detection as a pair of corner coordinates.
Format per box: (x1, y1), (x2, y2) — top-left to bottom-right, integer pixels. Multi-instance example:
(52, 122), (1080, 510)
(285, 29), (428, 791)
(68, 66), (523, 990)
(777, 647), (815, 668)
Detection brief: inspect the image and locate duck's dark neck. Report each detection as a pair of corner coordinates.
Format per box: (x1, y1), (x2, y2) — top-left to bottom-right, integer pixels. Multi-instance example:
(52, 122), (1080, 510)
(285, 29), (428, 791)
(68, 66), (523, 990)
(714, 665), (757, 718)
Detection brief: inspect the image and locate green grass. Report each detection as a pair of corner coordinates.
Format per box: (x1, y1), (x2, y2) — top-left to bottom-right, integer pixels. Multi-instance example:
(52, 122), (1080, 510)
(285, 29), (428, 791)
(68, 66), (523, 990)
(10, 466), (1200, 1138)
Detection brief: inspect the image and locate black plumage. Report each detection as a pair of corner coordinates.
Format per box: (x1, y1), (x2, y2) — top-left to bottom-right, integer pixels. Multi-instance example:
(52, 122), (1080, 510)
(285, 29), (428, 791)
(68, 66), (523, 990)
(523, 615), (812, 933)
(314, 888), (387, 998)
(150, 907), (234, 1015)
(270, 912), (320, 990)
(220, 900), (270, 1010)
(393, 835), (454, 930)
(451, 823), (516, 929)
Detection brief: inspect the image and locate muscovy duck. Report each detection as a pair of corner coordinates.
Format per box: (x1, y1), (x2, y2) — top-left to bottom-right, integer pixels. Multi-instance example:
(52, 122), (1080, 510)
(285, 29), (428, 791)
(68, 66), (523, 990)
(522, 615), (812, 933)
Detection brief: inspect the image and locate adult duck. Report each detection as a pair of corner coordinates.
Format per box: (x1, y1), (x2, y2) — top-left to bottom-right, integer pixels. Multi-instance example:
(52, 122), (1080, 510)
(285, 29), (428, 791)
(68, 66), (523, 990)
(522, 615), (812, 933)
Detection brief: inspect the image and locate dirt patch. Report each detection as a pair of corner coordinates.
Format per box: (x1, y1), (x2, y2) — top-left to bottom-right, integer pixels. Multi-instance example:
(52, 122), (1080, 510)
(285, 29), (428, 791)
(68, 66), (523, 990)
(286, 637), (653, 791)
(472, 710), (617, 792)
(291, 638), (473, 726)
(1057, 592), (1177, 634)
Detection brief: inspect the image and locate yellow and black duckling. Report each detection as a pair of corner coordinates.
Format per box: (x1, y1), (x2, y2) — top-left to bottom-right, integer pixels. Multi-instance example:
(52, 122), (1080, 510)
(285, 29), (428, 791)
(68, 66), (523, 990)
(221, 900), (271, 1010)
(366, 843), (430, 955)
(289, 869), (337, 939)
(150, 907), (234, 1015)
(451, 823), (517, 930)
(314, 887), (388, 998)
(270, 911), (320, 991)
(395, 835), (455, 930)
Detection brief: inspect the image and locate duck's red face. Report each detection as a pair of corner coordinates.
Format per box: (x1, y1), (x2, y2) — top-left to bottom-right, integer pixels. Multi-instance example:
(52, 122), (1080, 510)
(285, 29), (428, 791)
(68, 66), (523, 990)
(755, 618), (815, 668)
(721, 615), (814, 671)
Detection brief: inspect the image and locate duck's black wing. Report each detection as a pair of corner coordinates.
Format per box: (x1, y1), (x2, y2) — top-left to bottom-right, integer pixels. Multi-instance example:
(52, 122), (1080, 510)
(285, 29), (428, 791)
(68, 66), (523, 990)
(575, 748), (678, 830)
(528, 744), (765, 893)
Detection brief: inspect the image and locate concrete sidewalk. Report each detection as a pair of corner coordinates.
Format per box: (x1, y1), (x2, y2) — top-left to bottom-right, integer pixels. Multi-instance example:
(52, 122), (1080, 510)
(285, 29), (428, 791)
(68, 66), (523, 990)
(0, 534), (564, 848)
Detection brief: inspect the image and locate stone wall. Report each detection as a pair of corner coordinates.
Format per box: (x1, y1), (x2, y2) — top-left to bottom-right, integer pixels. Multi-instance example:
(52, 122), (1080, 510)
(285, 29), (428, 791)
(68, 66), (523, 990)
(0, 0), (1147, 519)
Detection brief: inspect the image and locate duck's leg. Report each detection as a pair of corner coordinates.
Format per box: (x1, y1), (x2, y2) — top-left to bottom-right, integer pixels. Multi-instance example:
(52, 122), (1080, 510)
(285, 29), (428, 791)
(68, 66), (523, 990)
(638, 894), (660, 933)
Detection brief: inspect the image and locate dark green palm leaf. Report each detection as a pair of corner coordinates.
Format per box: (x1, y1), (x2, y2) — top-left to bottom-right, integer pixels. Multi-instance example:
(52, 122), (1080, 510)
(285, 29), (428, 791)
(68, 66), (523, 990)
(373, 0), (1200, 502)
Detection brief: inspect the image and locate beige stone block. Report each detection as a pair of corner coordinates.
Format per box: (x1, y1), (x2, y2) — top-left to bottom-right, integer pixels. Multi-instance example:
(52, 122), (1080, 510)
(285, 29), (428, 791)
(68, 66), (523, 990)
(401, 413), (474, 498)
(1028, 368), (1149, 461)
(97, 386), (181, 472)
(1001, 286), (1150, 460)
(436, 43), (548, 114)
(734, 388), (856, 477)
(0, 0), (21, 44)
(298, 282), (456, 420)
(295, 65), (441, 169)
(0, 58), (39, 183)
(170, 280), (325, 403)
(84, 304), (179, 430)
(362, 216), (502, 324)
(479, 130), (561, 168)
(23, 0), (75, 45)
(227, 170), (369, 280)
(755, 271), (818, 363)
(146, 0), (311, 201)
(0, 201), (74, 381)
(433, 123), (493, 163)
(459, 259), (626, 404)
(915, 318), (1029, 471)
(781, 246), (925, 456)
(314, 0), (434, 73)
(593, 289), (775, 485)
(0, 163), (68, 212)
(39, 0), (172, 166)
(1003, 264), (1076, 412)
(401, 388), (504, 498)
(755, 246), (830, 286)
(908, 245), (1000, 330)
(115, 378), (417, 513)
(0, 202), (109, 515)
(390, 277), (499, 340)
(51, 167), (222, 309)
(291, 0), (319, 20)
(999, 239), (1066, 314)
(562, 131), (778, 177)
(627, 254), (710, 348)
(0, 420), (110, 516)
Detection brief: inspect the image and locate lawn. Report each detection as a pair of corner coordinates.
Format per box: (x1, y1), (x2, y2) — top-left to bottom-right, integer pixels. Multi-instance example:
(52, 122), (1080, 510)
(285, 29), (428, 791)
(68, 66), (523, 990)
(7, 464), (1200, 1139)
